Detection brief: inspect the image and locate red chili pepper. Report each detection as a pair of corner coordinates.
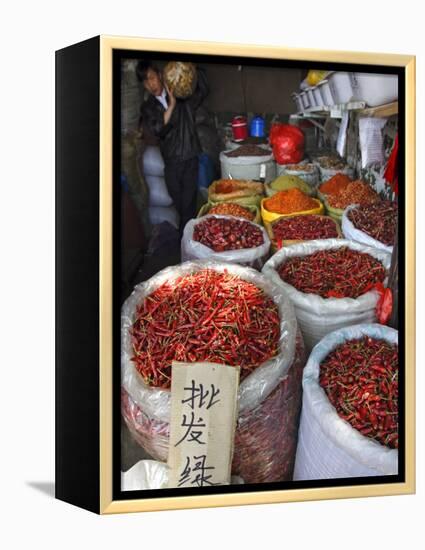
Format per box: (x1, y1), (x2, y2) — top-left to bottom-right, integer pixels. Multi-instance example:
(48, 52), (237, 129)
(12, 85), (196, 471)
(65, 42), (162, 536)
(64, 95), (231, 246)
(278, 247), (386, 299)
(131, 269), (281, 389)
(319, 336), (398, 449)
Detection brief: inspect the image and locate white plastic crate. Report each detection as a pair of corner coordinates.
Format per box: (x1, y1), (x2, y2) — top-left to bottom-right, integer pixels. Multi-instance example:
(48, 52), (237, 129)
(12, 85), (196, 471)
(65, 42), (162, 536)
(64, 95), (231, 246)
(350, 73), (398, 107)
(328, 71), (356, 104)
(312, 85), (324, 108)
(317, 80), (334, 106)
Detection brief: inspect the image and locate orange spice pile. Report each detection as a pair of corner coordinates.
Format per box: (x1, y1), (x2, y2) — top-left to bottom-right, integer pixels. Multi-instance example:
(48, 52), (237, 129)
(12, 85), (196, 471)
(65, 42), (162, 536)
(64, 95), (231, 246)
(264, 188), (318, 215)
(319, 173), (352, 195)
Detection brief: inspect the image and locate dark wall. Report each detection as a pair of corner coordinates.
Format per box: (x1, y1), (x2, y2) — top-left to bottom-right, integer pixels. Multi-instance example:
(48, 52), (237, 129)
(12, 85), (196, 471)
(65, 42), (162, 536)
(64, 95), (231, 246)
(202, 64), (303, 115)
(149, 60), (303, 115)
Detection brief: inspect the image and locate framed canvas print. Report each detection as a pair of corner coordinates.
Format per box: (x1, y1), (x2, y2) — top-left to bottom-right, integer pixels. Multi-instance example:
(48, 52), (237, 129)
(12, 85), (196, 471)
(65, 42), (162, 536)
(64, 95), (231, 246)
(55, 35), (415, 514)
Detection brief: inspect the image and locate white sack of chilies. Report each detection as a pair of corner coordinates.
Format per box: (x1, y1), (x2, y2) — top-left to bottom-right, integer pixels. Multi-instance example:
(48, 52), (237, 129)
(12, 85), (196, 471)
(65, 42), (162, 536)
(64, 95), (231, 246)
(341, 204), (394, 254)
(181, 215), (271, 268)
(121, 260), (303, 483)
(293, 323), (398, 480)
(262, 239), (391, 351)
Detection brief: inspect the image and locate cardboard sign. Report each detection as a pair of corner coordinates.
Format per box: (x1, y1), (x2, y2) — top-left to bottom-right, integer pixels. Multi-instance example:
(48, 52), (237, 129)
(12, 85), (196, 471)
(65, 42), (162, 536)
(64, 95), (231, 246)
(167, 362), (240, 488)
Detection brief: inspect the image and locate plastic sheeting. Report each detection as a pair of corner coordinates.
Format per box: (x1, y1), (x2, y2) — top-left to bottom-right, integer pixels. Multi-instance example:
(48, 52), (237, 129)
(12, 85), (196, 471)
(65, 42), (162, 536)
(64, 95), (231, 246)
(293, 323), (398, 480)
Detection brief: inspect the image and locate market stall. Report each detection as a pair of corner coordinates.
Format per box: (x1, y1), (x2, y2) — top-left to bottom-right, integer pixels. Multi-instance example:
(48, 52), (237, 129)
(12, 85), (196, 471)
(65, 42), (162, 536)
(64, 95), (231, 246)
(119, 59), (399, 490)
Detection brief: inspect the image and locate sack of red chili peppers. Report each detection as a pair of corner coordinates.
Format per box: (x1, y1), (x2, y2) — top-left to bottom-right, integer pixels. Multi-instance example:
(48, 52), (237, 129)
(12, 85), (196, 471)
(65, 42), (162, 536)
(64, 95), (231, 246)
(293, 323), (398, 479)
(262, 239), (391, 351)
(181, 215), (271, 269)
(121, 260), (305, 483)
(341, 203), (396, 254)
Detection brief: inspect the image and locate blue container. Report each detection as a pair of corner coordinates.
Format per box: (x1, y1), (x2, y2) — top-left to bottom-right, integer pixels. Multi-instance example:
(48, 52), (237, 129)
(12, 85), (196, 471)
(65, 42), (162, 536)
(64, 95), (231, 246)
(198, 153), (216, 188)
(250, 116), (265, 137)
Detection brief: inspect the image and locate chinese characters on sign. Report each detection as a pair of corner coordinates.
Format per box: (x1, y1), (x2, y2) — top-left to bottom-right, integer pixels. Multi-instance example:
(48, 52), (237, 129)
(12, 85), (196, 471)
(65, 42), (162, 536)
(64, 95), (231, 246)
(168, 362), (240, 489)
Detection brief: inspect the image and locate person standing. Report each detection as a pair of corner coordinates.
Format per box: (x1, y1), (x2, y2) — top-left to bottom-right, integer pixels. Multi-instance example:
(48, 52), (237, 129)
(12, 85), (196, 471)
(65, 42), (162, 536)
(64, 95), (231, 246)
(136, 61), (209, 233)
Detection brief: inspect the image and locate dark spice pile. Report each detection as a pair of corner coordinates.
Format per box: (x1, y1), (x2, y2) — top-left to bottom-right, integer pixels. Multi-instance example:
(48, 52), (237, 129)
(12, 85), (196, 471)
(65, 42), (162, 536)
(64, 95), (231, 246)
(278, 247), (386, 298)
(348, 201), (397, 246)
(131, 269), (280, 388)
(319, 336), (398, 448)
(272, 215), (339, 241)
(225, 144), (272, 157)
(193, 217), (264, 252)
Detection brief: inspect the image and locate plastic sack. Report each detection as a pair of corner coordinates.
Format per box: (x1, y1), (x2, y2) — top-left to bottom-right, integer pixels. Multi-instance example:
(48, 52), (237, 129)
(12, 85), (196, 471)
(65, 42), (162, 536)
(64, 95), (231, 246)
(121, 460), (169, 490)
(219, 150), (276, 184)
(208, 179), (264, 207)
(293, 323), (398, 480)
(279, 163), (320, 190)
(265, 176), (315, 197)
(121, 459), (245, 490)
(341, 205), (393, 254)
(262, 239), (391, 351)
(122, 334), (306, 483)
(181, 215), (270, 269)
(261, 197), (324, 226)
(163, 61), (197, 98)
(142, 146), (165, 177)
(318, 164), (354, 183)
(197, 202), (261, 225)
(121, 260), (301, 482)
(145, 174), (173, 207)
(269, 124), (305, 165)
(148, 206), (179, 229)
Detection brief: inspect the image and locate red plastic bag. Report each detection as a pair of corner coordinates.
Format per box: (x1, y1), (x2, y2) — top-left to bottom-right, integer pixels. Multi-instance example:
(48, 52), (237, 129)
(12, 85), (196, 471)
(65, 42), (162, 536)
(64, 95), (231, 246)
(269, 124), (305, 165)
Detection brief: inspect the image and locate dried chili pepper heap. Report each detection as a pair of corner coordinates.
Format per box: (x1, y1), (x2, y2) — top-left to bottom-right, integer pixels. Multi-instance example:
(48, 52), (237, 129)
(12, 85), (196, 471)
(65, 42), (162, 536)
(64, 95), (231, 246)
(348, 201), (397, 246)
(318, 173), (352, 195)
(131, 269), (280, 389)
(278, 247), (386, 298)
(272, 215), (339, 241)
(264, 188), (318, 215)
(327, 180), (380, 209)
(193, 217), (264, 252)
(319, 336), (398, 448)
(208, 202), (255, 221)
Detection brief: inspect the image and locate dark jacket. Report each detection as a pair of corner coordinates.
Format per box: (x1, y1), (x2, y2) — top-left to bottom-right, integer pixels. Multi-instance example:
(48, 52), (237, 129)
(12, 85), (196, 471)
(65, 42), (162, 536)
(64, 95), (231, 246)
(140, 68), (209, 162)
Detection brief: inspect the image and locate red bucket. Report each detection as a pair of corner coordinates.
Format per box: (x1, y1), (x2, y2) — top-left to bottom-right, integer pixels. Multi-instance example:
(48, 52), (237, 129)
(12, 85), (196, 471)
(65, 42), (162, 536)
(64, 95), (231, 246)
(231, 116), (248, 142)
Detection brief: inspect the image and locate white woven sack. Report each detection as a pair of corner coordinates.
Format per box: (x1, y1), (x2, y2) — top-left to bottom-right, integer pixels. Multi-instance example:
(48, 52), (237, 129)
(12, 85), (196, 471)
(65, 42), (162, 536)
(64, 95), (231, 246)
(279, 165), (320, 189)
(262, 239), (391, 350)
(142, 146), (165, 177)
(121, 460), (169, 490)
(121, 460), (244, 490)
(148, 206), (179, 229)
(293, 323), (398, 480)
(341, 205), (393, 254)
(121, 260), (297, 423)
(181, 215), (271, 267)
(220, 150), (276, 183)
(145, 174), (173, 207)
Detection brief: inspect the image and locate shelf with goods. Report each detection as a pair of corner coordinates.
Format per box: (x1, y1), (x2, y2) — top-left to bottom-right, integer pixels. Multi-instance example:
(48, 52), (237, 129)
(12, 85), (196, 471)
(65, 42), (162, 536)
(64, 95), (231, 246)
(292, 100), (398, 120)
